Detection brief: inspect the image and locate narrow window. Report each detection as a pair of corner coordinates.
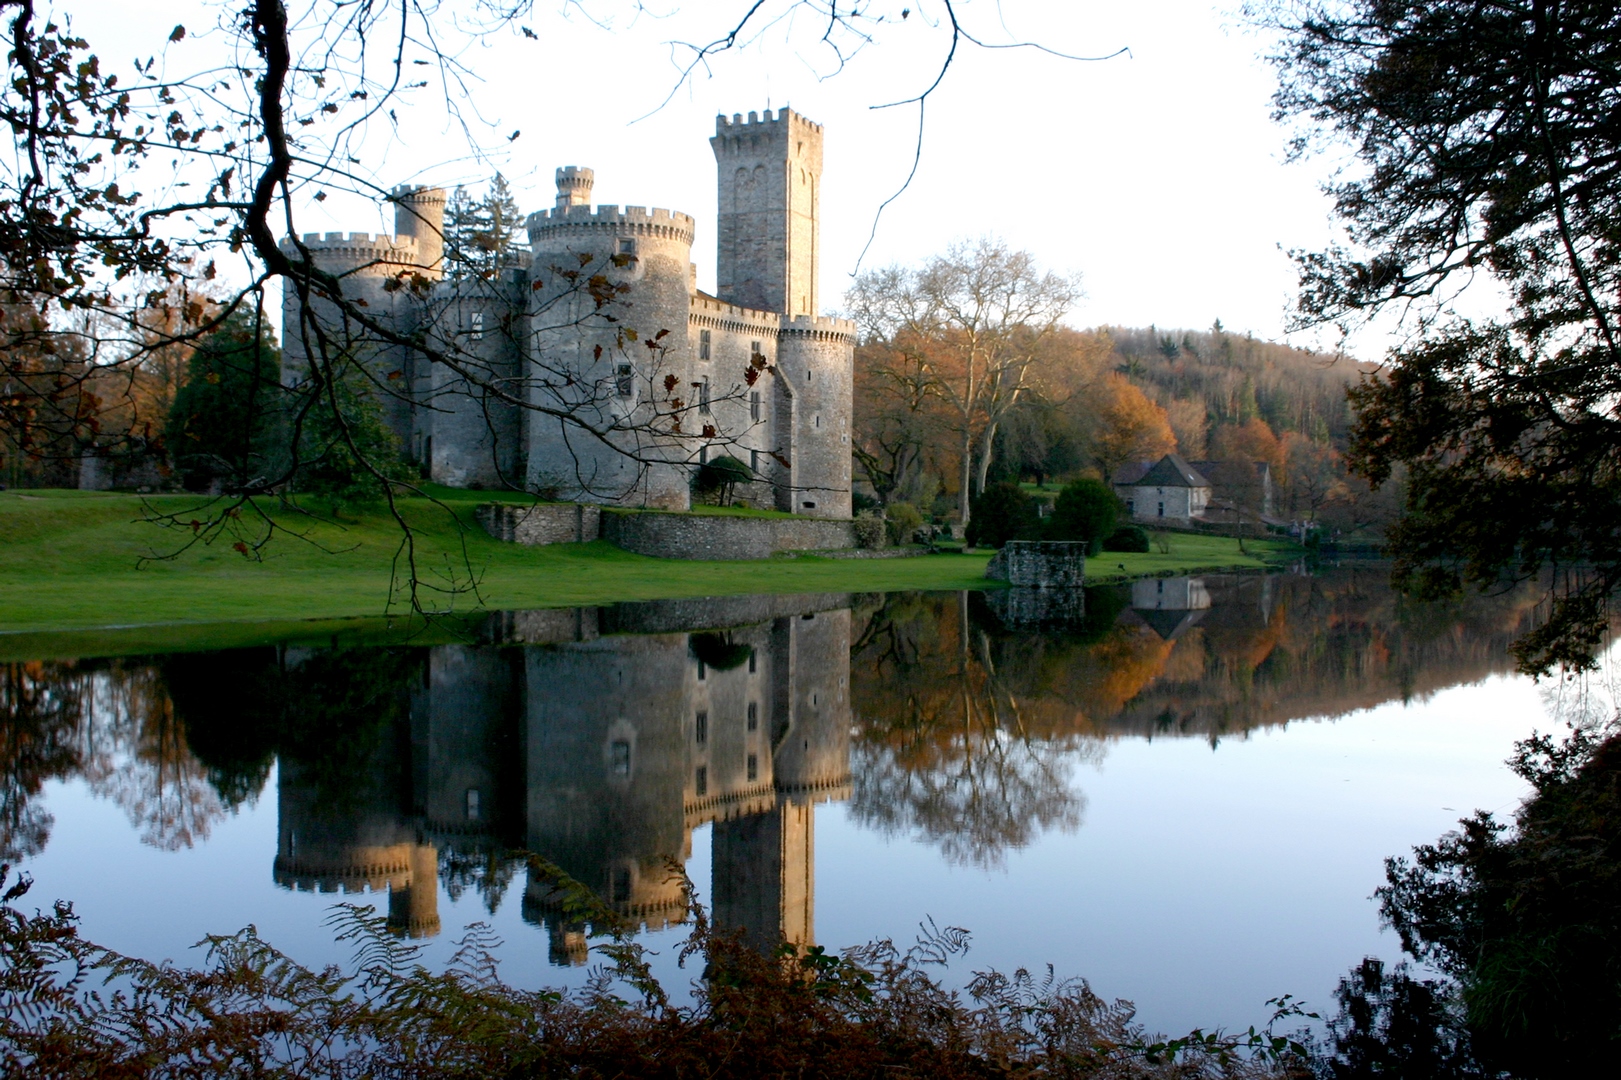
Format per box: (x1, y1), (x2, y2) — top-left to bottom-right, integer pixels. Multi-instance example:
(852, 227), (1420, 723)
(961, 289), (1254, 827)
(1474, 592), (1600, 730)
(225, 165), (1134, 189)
(699, 376), (711, 414)
(611, 740), (631, 777)
(470, 311), (484, 340)
(699, 444), (709, 465)
(751, 340), (762, 360)
(806, 369), (812, 382)
(1157, 578), (1164, 594)
(750, 390), (761, 421)
(748, 650), (757, 674)
(695, 766), (708, 797)
(746, 754), (758, 782)
(697, 657), (707, 681)
(695, 710), (708, 745)
(700, 329), (712, 360)
(1158, 502), (1165, 517)
(1127, 499), (1135, 515)
(750, 448), (759, 472)
(747, 701), (758, 730)
(465, 788), (481, 821)
(814, 414), (820, 428)
(612, 867), (632, 903)
(615, 363), (633, 397)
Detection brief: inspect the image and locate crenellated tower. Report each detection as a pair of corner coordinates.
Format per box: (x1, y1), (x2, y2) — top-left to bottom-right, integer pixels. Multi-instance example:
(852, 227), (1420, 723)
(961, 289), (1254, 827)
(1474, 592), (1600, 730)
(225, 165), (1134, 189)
(711, 109), (823, 317)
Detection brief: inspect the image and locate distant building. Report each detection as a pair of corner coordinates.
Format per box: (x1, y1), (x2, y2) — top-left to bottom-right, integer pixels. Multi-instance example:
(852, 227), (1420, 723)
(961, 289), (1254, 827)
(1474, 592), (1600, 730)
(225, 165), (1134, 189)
(1112, 453), (1281, 528)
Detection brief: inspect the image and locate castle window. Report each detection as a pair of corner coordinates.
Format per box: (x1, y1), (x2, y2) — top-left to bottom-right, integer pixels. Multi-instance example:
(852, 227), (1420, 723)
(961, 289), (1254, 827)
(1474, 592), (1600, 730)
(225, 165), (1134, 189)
(697, 656), (707, 680)
(747, 754), (758, 782)
(695, 711), (708, 745)
(465, 788), (481, 821)
(750, 391), (761, 421)
(748, 650), (757, 674)
(699, 329), (712, 360)
(617, 237), (636, 256)
(1158, 502), (1165, 517)
(747, 701), (758, 729)
(470, 312), (484, 340)
(699, 377), (711, 413)
(750, 449), (759, 472)
(615, 363), (634, 397)
(814, 414), (820, 428)
(802, 501), (816, 509)
(699, 444), (708, 465)
(611, 740), (631, 777)
(751, 340), (762, 360)
(1127, 499), (1135, 514)
(694, 766), (708, 797)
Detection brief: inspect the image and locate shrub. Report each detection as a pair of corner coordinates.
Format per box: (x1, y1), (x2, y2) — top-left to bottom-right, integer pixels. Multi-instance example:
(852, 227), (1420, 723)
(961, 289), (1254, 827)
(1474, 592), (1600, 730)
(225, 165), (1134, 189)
(964, 483), (1040, 549)
(1102, 525), (1150, 553)
(0, 862), (1308, 1078)
(853, 512), (885, 549)
(1047, 478), (1121, 554)
(692, 455), (753, 506)
(885, 501), (925, 547)
(294, 379), (413, 515)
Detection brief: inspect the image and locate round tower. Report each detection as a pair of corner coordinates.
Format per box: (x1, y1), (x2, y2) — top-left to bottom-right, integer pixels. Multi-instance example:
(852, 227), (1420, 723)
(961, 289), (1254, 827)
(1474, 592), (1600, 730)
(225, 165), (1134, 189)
(525, 188), (698, 508)
(390, 184), (447, 279)
(554, 166), (594, 210)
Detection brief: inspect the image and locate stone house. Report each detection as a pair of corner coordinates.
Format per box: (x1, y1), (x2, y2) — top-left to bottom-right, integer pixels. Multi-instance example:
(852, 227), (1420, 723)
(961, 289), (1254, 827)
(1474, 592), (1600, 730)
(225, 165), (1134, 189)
(1112, 453), (1279, 528)
(281, 108), (853, 519)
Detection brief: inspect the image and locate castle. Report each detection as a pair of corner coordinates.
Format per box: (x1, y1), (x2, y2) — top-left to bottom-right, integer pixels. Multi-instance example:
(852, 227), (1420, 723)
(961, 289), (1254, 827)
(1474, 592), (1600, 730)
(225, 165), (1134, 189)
(283, 108), (854, 519)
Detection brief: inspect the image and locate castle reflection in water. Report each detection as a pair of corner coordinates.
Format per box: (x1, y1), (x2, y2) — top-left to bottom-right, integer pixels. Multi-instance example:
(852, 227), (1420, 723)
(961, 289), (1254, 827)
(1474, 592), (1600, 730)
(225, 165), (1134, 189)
(3, 569), (1553, 964)
(272, 595), (852, 961)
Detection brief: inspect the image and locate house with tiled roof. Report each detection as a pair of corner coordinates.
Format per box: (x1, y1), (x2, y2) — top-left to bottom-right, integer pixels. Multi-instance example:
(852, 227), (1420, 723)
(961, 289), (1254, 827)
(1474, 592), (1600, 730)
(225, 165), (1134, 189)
(1112, 453), (1285, 528)
(1111, 453), (1212, 524)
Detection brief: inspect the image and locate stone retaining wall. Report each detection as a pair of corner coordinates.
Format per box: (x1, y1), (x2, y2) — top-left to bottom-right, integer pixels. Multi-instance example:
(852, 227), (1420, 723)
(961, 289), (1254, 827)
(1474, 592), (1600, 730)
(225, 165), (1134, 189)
(475, 502), (601, 545)
(599, 510), (855, 560)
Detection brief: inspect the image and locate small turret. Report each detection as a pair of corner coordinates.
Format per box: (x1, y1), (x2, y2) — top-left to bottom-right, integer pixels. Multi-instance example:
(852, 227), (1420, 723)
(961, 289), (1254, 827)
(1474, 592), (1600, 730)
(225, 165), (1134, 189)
(390, 184), (447, 278)
(555, 166), (594, 210)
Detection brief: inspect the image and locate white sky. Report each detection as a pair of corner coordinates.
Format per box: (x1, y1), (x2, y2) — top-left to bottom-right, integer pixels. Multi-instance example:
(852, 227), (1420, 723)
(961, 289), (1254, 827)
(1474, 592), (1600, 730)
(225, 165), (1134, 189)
(74, 1), (1358, 353)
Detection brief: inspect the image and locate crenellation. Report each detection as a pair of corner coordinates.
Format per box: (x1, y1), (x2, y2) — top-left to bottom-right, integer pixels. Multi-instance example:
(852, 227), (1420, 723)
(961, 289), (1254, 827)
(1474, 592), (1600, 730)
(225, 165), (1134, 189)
(290, 104), (852, 523)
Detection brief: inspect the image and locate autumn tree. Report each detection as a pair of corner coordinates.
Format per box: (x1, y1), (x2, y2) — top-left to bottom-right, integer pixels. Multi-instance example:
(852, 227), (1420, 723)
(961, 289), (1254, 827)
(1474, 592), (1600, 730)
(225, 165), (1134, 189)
(848, 239), (1080, 529)
(1087, 373), (1175, 480)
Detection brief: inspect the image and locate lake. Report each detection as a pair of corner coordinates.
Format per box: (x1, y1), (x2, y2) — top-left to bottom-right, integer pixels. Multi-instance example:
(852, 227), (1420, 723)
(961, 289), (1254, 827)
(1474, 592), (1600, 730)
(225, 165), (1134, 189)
(0, 567), (1567, 1037)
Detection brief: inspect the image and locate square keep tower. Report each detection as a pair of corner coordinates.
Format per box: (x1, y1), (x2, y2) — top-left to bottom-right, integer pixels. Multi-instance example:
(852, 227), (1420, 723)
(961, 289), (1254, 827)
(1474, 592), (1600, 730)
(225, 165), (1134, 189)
(710, 109), (823, 317)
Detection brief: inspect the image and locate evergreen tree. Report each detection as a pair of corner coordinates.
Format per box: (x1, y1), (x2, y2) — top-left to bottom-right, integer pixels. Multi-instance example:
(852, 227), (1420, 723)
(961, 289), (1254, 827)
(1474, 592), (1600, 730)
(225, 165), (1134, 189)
(443, 174), (525, 279)
(167, 310), (286, 490)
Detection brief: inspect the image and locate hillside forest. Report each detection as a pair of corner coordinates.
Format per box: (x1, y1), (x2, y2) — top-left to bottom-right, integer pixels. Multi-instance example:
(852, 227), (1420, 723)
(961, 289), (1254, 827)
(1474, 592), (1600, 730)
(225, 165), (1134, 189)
(851, 316), (1391, 537)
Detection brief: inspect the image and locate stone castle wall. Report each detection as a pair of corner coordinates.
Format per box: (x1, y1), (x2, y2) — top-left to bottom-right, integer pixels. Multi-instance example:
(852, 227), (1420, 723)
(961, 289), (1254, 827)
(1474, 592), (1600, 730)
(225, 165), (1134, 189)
(600, 509), (855, 560)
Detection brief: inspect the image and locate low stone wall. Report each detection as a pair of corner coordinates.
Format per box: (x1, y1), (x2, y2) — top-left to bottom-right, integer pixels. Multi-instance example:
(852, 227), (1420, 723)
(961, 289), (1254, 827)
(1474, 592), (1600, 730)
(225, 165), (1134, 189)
(599, 510), (856, 561)
(984, 541), (1087, 588)
(476, 502), (601, 545)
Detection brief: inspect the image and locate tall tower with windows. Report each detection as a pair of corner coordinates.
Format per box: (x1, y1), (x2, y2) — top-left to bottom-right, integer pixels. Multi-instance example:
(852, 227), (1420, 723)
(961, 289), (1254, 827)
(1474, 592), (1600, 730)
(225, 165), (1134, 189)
(710, 109), (823, 317)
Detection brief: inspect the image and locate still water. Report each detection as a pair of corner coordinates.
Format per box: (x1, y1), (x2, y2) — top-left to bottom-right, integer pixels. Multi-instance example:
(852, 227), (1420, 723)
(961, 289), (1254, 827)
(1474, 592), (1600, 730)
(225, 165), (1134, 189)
(1, 569), (1564, 1036)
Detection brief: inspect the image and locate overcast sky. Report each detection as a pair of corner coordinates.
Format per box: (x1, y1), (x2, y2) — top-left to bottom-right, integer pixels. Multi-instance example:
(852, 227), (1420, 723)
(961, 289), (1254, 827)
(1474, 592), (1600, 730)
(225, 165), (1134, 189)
(79, 1), (1356, 352)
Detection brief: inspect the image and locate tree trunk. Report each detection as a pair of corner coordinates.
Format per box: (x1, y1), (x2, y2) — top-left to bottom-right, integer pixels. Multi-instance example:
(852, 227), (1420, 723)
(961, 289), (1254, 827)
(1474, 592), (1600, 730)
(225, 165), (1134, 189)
(959, 426), (975, 531)
(974, 421), (999, 497)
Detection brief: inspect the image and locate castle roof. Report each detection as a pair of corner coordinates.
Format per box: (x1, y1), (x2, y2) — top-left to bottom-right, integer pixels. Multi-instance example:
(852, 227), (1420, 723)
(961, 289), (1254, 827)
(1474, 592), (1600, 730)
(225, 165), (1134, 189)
(1117, 453), (1211, 489)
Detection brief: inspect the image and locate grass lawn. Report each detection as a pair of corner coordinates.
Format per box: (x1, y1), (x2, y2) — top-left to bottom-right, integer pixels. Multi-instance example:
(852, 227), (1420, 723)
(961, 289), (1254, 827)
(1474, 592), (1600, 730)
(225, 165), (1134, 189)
(0, 490), (1294, 656)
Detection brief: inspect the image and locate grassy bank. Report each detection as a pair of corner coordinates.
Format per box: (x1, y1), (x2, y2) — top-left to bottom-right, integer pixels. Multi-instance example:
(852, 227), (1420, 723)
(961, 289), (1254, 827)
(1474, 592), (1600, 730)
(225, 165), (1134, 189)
(0, 490), (1292, 652)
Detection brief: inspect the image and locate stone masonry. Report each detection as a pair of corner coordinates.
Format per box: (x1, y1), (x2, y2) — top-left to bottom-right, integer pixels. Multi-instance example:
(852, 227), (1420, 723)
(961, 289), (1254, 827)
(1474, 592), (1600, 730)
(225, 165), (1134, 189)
(282, 108), (854, 526)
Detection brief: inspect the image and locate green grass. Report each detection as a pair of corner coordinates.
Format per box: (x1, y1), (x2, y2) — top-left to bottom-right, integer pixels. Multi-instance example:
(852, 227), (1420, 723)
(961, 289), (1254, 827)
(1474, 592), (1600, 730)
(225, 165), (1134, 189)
(0, 490), (1293, 656)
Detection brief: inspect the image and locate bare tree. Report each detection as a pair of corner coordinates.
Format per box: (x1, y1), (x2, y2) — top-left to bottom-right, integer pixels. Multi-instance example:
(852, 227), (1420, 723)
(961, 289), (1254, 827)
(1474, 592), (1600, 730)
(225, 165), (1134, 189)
(848, 239), (1079, 529)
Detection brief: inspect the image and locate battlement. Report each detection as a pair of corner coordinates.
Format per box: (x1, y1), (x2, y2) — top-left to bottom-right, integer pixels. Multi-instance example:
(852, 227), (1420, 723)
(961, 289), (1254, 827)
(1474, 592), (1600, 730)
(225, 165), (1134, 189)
(296, 231), (419, 249)
(528, 203), (696, 245)
(779, 313), (857, 342)
(714, 107), (822, 135)
(689, 292), (781, 331)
